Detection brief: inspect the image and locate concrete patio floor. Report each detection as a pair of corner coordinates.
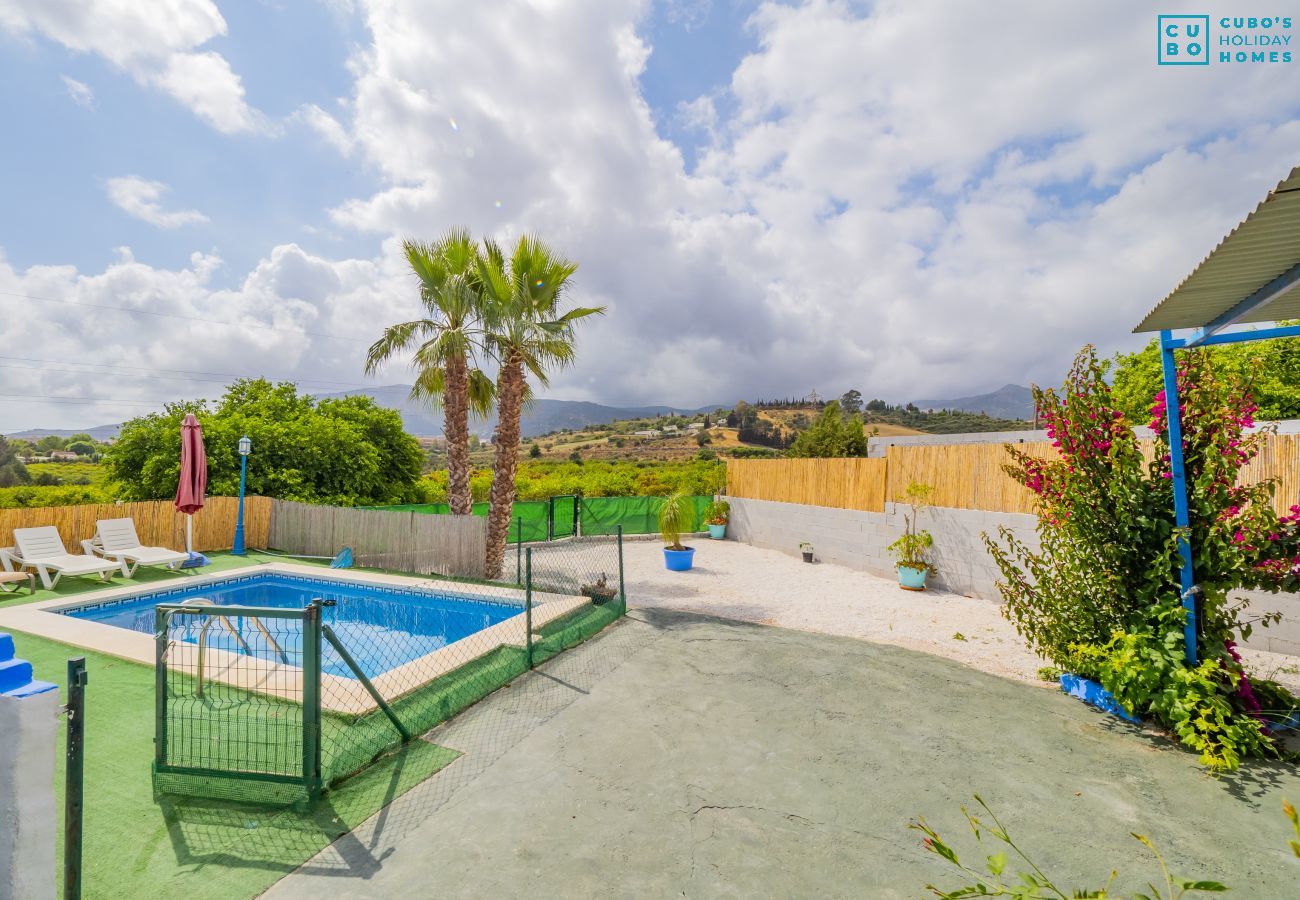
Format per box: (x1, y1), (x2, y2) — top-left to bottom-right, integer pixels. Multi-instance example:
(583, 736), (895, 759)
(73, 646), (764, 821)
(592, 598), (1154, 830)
(266, 607), (1300, 898)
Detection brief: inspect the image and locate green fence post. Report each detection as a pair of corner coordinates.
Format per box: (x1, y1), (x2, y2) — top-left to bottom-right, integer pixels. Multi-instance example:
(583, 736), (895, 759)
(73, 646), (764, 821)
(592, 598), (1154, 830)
(153, 608), (167, 772)
(65, 656), (88, 900)
(516, 516), (523, 585)
(302, 600), (323, 799)
(617, 524), (625, 604)
(525, 548), (534, 669)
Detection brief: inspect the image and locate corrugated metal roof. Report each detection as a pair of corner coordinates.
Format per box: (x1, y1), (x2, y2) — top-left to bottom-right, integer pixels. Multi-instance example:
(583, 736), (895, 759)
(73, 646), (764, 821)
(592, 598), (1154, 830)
(1134, 166), (1300, 333)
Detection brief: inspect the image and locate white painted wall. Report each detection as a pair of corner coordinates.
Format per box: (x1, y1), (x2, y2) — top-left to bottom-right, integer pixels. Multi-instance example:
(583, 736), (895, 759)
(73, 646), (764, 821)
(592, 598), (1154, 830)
(0, 687), (59, 900)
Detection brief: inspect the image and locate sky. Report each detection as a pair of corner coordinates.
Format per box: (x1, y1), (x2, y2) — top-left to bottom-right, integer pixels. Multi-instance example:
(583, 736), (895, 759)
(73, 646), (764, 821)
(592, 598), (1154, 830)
(0, 0), (1298, 430)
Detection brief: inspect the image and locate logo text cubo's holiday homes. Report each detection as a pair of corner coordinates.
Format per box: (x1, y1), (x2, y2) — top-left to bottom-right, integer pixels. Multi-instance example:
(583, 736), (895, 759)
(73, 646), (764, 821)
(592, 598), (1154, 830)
(1158, 15), (1293, 66)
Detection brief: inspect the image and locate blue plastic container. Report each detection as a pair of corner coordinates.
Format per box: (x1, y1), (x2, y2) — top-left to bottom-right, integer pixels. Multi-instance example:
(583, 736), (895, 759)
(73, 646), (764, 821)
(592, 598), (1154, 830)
(663, 547), (696, 571)
(707, 524), (726, 540)
(897, 565), (928, 591)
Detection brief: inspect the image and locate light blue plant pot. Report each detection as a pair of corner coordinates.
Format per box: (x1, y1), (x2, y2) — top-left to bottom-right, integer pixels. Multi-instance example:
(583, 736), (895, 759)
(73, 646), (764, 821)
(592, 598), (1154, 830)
(707, 523), (727, 539)
(897, 565), (928, 591)
(663, 547), (696, 571)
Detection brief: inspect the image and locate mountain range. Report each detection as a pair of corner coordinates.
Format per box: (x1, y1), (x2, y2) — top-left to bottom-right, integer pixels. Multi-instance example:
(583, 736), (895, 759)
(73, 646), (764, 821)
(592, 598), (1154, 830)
(4, 383), (1033, 441)
(315, 386), (728, 438)
(918, 383), (1034, 421)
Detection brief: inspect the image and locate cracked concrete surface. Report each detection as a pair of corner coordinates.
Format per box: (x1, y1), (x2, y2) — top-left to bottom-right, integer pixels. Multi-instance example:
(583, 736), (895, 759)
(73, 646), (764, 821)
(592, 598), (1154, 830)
(266, 609), (1300, 898)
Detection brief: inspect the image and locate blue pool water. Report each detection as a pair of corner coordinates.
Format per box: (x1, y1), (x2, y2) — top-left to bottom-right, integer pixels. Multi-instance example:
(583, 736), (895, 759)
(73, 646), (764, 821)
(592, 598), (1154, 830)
(63, 573), (520, 679)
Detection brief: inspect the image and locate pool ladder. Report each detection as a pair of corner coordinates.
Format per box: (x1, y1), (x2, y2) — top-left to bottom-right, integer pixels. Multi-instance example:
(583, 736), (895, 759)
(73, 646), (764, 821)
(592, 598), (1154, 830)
(173, 598), (290, 699)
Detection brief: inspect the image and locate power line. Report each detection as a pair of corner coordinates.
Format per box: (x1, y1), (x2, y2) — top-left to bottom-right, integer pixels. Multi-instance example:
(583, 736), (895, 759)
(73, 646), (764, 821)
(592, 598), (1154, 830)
(0, 394), (169, 406)
(0, 355), (382, 391)
(0, 289), (373, 344)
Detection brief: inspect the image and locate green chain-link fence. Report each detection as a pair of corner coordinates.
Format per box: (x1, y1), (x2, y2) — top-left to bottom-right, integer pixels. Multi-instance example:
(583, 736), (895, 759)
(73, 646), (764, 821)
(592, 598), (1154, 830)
(153, 532), (626, 805)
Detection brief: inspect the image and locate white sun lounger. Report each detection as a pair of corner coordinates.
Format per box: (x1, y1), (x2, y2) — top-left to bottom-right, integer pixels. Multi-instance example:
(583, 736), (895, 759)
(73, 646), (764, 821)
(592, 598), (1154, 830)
(2, 526), (120, 589)
(82, 518), (190, 578)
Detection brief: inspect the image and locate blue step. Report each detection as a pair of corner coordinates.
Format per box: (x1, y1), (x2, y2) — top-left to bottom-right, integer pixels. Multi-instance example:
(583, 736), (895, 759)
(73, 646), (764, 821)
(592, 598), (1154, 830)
(0, 632), (59, 698)
(0, 657), (35, 694)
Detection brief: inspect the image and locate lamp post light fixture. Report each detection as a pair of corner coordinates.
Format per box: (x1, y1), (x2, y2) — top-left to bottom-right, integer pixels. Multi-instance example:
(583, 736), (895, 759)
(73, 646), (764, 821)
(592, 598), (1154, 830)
(232, 436), (252, 556)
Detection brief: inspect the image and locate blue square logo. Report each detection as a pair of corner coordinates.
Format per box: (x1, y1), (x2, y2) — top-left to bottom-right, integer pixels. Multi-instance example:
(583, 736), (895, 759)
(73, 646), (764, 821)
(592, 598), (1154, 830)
(1158, 15), (1211, 65)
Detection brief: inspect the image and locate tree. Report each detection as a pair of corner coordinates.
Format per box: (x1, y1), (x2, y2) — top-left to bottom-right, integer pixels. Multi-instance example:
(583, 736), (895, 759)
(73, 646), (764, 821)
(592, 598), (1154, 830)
(839, 389), (863, 415)
(787, 401), (868, 457)
(67, 441), (95, 456)
(477, 235), (604, 578)
(366, 231), (493, 516)
(1111, 331), (1300, 423)
(694, 429), (712, 447)
(105, 379), (423, 505)
(0, 436), (30, 487)
(36, 435), (66, 453)
(529, 443), (542, 458)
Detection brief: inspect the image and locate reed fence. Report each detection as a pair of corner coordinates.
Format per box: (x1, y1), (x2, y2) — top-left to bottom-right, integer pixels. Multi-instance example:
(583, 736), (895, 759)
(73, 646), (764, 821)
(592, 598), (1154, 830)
(268, 500), (487, 578)
(0, 496), (270, 552)
(727, 433), (1300, 517)
(725, 458), (888, 512)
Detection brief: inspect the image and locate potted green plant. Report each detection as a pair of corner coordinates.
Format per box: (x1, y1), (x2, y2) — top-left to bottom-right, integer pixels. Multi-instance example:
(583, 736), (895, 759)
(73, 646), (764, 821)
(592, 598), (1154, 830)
(660, 490), (696, 571)
(799, 541), (814, 563)
(705, 499), (730, 539)
(888, 481), (936, 590)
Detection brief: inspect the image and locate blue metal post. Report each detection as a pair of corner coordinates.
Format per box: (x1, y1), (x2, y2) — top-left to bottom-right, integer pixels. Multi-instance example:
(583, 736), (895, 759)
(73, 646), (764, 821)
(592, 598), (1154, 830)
(232, 452), (248, 556)
(1160, 331), (1197, 665)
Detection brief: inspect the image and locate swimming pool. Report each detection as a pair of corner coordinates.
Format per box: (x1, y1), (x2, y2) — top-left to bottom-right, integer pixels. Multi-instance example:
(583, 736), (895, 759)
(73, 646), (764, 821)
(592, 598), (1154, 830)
(63, 572), (522, 679)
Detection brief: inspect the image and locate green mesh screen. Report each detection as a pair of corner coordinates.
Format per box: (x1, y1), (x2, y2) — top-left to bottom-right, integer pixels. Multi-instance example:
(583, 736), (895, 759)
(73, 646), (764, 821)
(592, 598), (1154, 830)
(369, 494), (712, 539)
(579, 495), (711, 536)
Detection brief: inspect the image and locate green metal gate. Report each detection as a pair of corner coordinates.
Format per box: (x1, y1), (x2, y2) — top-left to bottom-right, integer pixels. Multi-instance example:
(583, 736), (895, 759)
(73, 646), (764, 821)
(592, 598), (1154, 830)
(548, 494), (579, 539)
(153, 600), (323, 803)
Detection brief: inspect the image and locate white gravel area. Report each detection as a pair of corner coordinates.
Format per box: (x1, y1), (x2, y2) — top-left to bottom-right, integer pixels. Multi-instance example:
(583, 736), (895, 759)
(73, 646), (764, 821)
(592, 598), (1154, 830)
(623, 538), (1300, 694)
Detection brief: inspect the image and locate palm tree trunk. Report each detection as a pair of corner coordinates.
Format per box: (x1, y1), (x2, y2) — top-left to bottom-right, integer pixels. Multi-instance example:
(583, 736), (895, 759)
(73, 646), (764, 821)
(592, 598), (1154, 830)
(484, 351), (525, 579)
(443, 354), (473, 516)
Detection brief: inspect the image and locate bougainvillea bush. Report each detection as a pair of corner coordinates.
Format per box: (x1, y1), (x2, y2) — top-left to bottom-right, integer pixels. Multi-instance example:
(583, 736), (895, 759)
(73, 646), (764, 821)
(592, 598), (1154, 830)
(985, 346), (1300, 770)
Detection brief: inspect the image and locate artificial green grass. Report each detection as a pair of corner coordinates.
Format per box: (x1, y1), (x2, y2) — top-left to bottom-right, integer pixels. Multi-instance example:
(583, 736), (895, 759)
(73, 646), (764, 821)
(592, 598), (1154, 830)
(10, 630), (459, 900)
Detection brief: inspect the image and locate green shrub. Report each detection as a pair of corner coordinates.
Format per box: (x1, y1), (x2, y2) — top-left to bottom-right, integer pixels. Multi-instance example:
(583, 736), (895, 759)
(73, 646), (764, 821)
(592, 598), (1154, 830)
(985, 346), (1300, 770)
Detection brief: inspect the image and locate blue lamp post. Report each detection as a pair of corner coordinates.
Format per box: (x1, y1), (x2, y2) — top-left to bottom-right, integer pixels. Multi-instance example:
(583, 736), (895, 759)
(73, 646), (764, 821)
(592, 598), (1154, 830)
(232, 435), (251, 556)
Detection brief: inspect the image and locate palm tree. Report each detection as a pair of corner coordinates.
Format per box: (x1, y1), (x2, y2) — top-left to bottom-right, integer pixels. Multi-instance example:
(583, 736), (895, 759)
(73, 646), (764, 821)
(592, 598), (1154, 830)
(366, 231), (492, 516)
(478, 235), (604, 578)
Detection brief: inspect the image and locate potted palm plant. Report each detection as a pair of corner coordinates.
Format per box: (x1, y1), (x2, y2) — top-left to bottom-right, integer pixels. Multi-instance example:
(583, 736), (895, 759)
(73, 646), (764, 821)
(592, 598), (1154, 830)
(705, 499), (730, 539)
(888, 481), (936, 590)
(660, 490), (696, 571)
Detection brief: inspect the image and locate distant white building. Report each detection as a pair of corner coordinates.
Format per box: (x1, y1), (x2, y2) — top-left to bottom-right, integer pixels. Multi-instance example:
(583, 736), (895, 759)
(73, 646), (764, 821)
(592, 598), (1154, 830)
(687, 422), (704, 430)
(634, 429), (659, 438)
(661, 425), (679, 434)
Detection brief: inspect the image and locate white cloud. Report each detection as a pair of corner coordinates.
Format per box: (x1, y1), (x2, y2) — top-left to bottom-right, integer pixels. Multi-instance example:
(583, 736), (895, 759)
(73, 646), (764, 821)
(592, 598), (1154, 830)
(0, 0), (264, 134)
(294, 103), (354, 156)
(7, 0), (1300, 432)
(60, 74), (93, 108)
(105, 176), (210, 229)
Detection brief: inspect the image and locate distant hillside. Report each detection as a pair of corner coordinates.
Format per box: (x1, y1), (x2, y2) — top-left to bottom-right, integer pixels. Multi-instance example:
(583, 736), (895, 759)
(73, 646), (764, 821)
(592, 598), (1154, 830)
(317, 386), (727, 439)
(918, 384), (1034, 421)
(6, 423), (121, 441)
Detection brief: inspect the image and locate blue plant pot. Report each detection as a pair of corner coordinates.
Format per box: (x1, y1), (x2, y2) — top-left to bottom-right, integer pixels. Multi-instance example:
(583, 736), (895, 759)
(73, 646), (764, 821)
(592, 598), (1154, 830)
(1059, 673), (1139, 723)
(897, 565), (928, 591)
(663, 547), (696, 571)
(707, 523), (727, 539)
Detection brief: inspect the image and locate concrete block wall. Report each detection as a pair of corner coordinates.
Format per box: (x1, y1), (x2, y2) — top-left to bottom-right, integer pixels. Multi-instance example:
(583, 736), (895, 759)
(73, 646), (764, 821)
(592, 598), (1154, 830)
(727, 497), (1300, 658)
(727, 496), (1037, 599)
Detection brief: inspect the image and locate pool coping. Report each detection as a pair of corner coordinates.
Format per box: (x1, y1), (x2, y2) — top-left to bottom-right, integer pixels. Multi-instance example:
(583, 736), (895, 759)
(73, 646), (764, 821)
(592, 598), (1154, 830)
(0, 562), (591, 714)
